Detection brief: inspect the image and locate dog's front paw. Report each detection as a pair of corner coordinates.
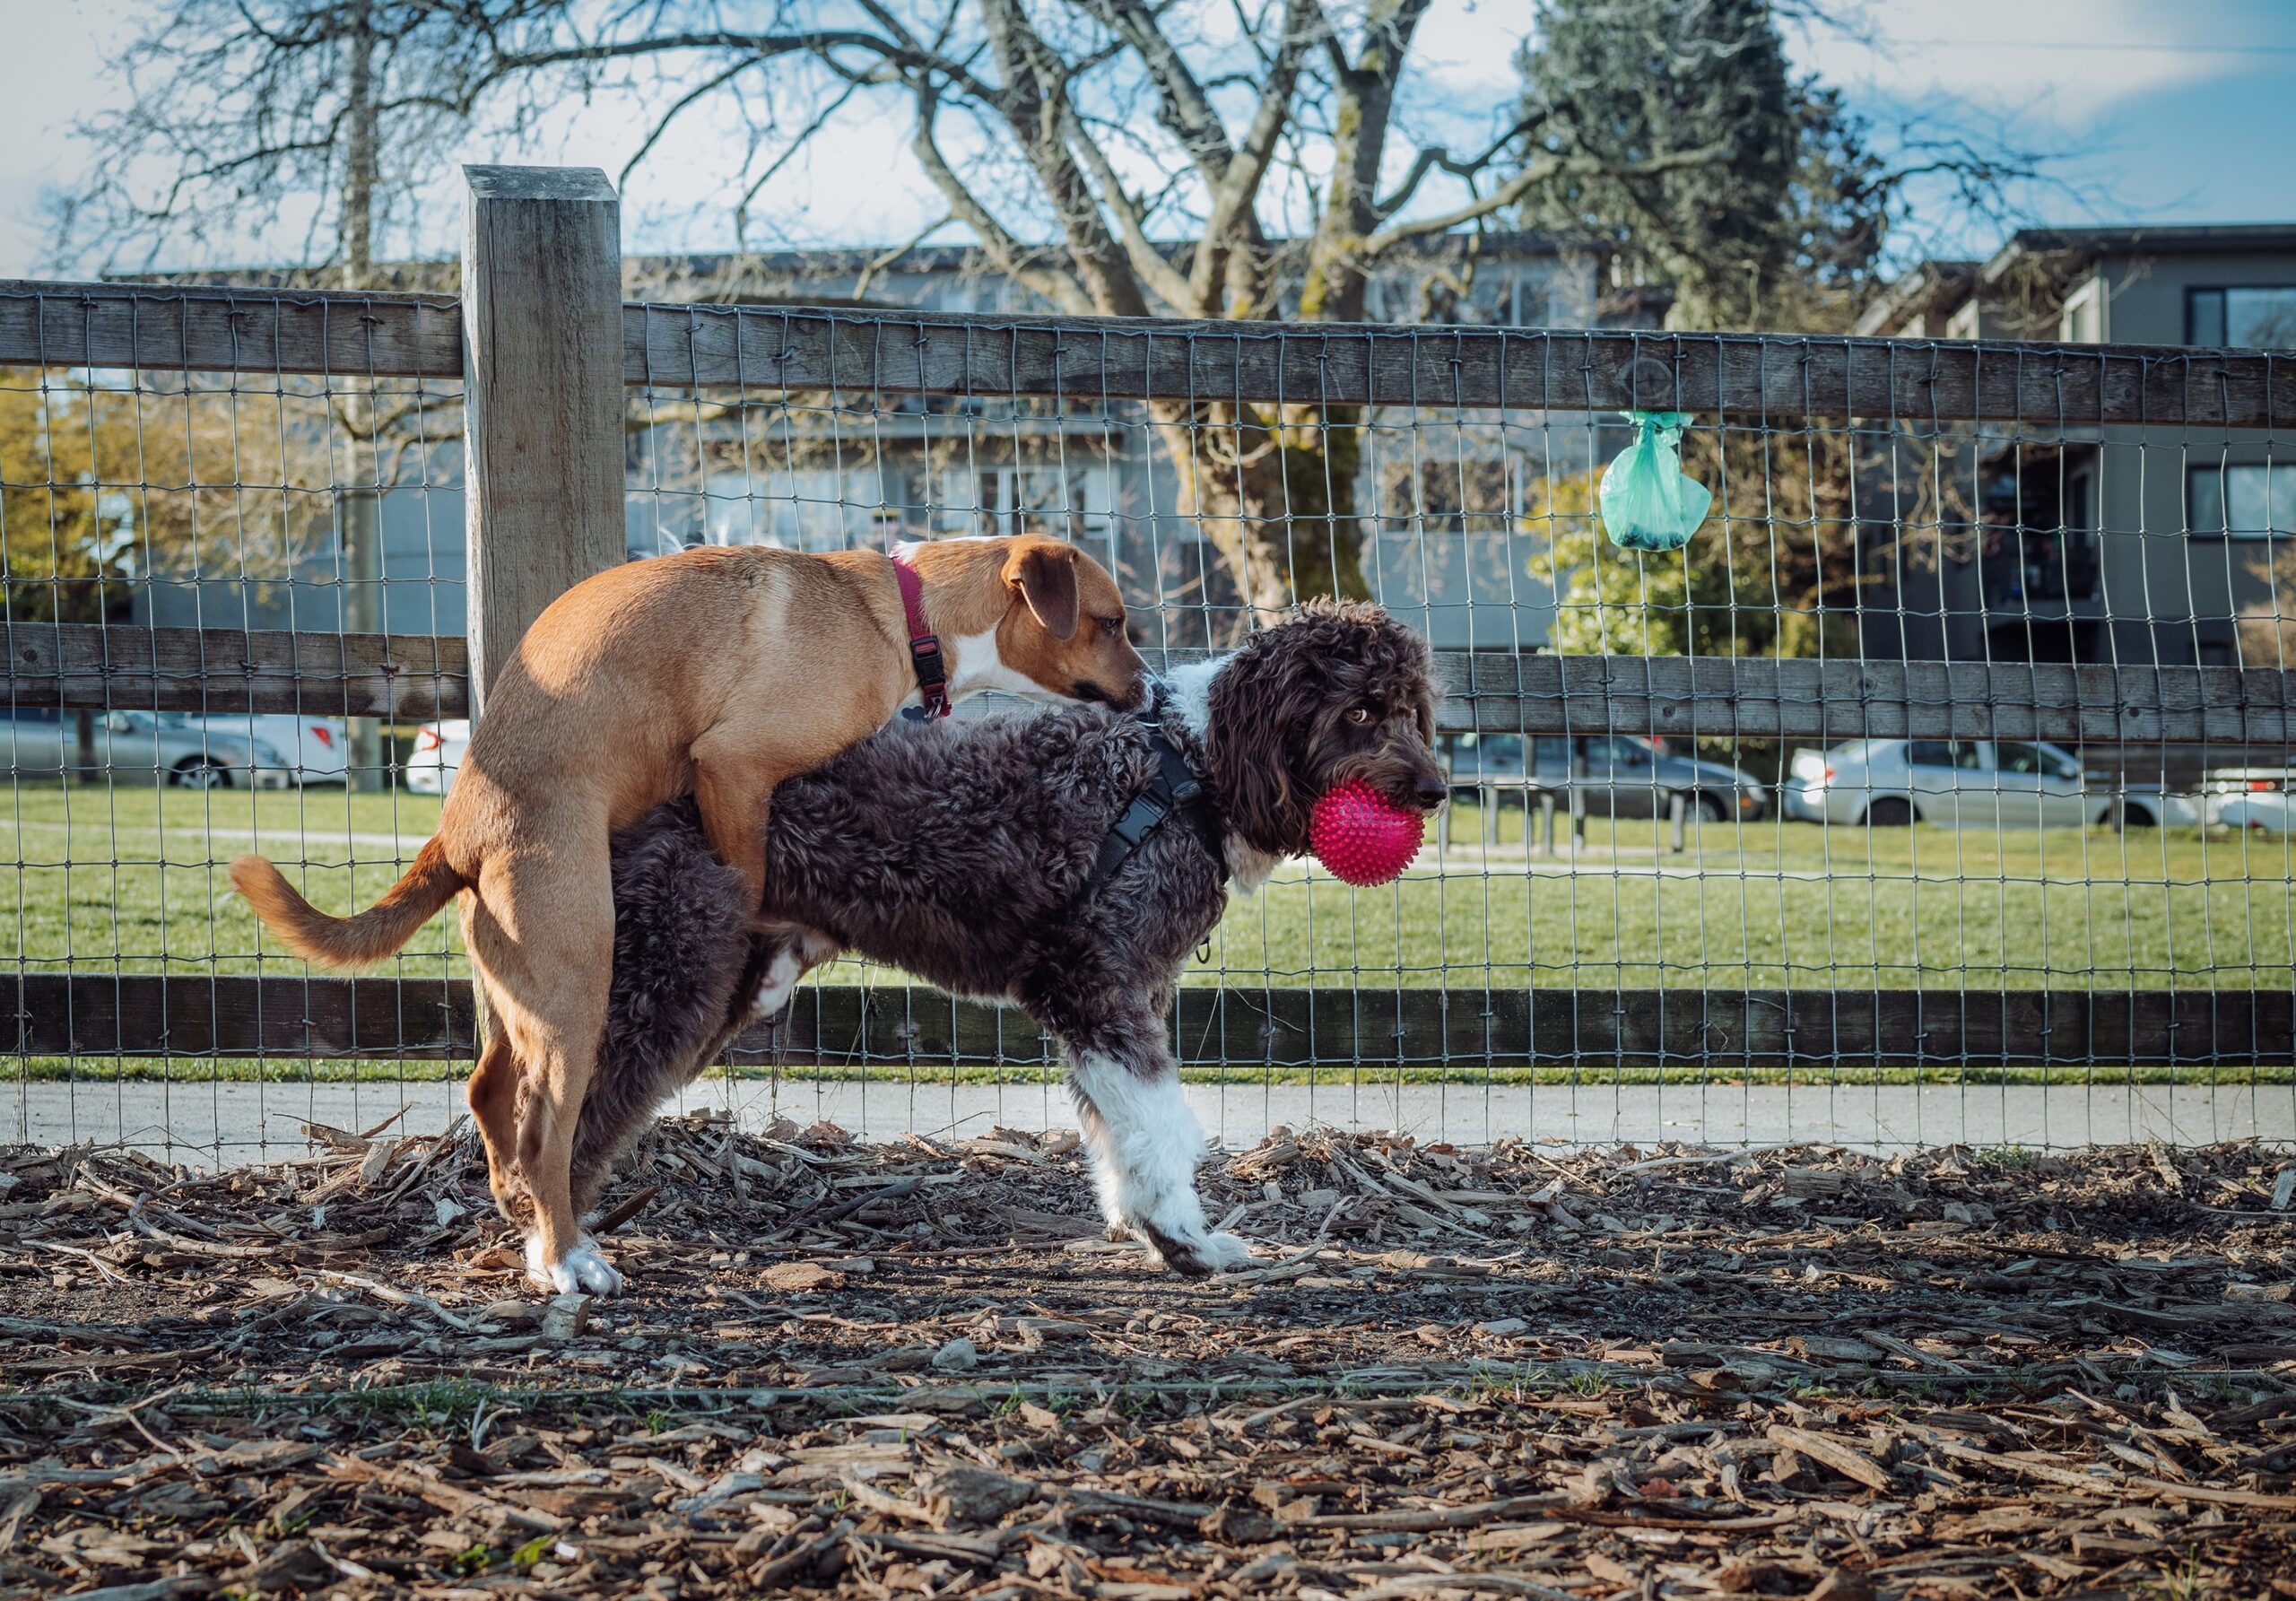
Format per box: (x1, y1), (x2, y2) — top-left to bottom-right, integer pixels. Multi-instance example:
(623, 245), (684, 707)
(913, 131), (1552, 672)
(1138, 1222), (1254, 1279)
(1198, 1231), (1257, 1272)
(526, 1233), (625, 1296)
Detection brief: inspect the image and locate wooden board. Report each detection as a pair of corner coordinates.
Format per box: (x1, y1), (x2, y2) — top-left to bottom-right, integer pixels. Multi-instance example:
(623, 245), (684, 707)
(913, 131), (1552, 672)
(0, 279), (462, 378)
(16, 976), (2289, 1067)
(1436, 653), (2296, 744)
(1153, 648), (2296, 744)
(461, 167), (631, 705)
(740, 986), (2295, 1068)
(4, 629), (2292, 744)
(13, 975), (476, 1060)
(1, 624), (469, 720)
(5, 278), (2284, 429)
(628, 303), (2296, 430)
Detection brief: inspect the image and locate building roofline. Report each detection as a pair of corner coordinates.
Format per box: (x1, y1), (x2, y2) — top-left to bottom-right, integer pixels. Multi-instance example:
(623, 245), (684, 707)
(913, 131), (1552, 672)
(1979, 222), (2296, 284)
(1851, 258), (1978, 336)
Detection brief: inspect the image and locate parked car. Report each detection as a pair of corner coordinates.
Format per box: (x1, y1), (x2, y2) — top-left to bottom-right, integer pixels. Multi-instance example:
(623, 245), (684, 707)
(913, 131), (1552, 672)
(177, 713), (349, 786)
(2201, 766), (2294, 832)
(2, 707), (289, 787)
(1781, 738), (2197, 829)
(1442, 732), (1768, 821)
(403, 718), (469, 795)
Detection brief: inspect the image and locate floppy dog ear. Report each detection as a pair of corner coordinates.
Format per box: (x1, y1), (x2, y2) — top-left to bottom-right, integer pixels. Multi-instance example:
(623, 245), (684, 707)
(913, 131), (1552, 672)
(1005, 541), (1081, 640)
(1204, 638), (1317, 857)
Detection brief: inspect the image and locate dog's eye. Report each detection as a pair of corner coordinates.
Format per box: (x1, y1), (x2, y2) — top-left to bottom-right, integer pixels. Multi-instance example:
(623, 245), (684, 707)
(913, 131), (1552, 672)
(1345, 706), (1376, 727)
(1096, 615), (1125, 640)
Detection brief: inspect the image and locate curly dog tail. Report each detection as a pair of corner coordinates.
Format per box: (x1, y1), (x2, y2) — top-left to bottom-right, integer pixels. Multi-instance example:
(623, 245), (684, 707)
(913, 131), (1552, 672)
(230, 837), (465, 969)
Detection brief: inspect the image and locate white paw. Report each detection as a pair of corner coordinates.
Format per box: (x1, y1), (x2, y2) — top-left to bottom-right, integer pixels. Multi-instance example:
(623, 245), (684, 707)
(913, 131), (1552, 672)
(748, 947), (805, 1020)
(526, 1232), (625, 1296)
(1199, 1231), (1257, 1271)
(1144, 1225), (1255, 1278)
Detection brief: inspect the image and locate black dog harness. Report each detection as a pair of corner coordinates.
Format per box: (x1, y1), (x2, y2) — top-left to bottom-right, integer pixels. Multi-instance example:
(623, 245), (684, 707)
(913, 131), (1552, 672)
(1080, 715), (1226, 900)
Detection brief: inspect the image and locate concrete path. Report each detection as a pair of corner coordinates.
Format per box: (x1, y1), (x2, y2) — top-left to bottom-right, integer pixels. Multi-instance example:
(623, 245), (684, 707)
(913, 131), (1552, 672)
(11, 1077), (2290, 1169)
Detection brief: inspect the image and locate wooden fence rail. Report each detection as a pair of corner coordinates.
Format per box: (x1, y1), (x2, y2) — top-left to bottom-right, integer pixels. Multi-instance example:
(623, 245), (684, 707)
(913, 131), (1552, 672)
(3, 279), (2288, 427)
(9, 622), (2295, 745)
(4, 626), (468, 721)
(12, 975), (2290, 1068)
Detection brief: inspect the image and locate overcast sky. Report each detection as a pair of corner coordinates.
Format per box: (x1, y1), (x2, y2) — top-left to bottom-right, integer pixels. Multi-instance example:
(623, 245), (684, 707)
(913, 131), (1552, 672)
(2, 0), (2291, 281)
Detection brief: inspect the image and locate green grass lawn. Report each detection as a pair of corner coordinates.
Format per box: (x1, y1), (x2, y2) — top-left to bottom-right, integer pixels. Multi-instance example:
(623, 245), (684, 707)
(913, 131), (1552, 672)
(5, 781), (2291, 1084)
(4, 781), (2292, 992)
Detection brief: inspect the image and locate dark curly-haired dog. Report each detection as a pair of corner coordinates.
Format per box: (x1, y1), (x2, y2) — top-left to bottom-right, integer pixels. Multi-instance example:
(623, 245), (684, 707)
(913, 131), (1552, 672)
(569, 600), (1443, 1285)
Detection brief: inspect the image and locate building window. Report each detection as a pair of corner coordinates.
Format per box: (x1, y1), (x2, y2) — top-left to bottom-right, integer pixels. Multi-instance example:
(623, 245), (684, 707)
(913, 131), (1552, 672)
(2188, 463), (2294, 538)
(2187, 286), (2296, 348)
(1978, 443), (2100, 601)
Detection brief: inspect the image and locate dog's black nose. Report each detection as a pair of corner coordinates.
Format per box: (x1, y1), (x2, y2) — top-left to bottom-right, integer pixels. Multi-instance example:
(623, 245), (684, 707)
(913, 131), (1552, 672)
(1413, 775), (1449, 810)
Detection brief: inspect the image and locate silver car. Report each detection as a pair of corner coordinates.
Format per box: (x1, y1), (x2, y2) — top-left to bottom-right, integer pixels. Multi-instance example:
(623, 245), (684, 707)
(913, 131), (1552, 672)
(1445, 733), (1769, 821)
(1781, 738), (2196, 829)
(2, 707), (289, 787)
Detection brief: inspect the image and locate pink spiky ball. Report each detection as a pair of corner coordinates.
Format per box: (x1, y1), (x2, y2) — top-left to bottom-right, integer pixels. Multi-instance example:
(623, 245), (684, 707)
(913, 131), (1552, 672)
(1309, 778), (1425, 886)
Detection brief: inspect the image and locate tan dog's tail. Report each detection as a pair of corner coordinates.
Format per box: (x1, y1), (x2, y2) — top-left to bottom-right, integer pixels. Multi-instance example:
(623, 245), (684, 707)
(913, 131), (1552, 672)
(230, 838), (465, 969)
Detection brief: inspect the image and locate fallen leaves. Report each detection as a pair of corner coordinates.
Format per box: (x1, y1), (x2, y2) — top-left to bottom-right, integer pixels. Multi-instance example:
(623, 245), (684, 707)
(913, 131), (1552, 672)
(0, 1125), (2293, 1597)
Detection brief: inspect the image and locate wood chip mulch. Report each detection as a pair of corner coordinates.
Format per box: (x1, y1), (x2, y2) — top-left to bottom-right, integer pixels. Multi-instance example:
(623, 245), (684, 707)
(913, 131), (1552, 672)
(3, 1114), (2295, 1599)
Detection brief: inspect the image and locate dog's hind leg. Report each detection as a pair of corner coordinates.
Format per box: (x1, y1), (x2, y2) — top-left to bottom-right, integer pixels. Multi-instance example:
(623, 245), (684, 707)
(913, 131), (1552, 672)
(459, 890), (525, 1224)
(1064, 1017), (1253, 1279)
(465, 1014), (523, 1225)
(468, 843), (623, 1296)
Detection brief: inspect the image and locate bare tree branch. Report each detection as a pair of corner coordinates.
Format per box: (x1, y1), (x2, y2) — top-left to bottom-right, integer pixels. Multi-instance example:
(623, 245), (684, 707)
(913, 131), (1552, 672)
(619, 58), (760, 189)
(1374, 109), (1549, 222)
(486, 29), (1001, 107)
(732, 78), (867, 253)
(909, 85), (1093, 315)
(852, 213), (954, 300)
(1362, 141), (1735, 257)
(1075, 0), (1239, 187)
(977, 0), (1149, 317)
(1187, 0), (1317, 312)
(1300, 0), (1431, 321)
(1058, 106), (1198, 312)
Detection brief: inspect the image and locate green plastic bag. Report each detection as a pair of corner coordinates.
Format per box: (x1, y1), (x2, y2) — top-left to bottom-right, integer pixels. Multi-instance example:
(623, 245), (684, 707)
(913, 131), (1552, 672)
(1599, 411), (1710, 553)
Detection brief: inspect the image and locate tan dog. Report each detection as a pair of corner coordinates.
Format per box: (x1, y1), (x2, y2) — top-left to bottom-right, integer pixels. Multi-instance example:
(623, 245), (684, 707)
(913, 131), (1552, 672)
(231, 535), (1148, 1292)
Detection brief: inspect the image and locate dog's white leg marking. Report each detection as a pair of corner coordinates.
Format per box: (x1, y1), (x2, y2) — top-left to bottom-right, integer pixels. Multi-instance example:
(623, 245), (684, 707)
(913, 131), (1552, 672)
(747, 945), (805, 1020)
(526, 1231), (624, 1296)
(1069, 1051), (1253, 1275)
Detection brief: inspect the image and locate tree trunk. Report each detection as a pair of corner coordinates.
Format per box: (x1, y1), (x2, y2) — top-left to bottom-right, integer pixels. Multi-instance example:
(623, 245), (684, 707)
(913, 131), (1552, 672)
(1150, 400), (1370, 629)
(340, 10), (377, 286)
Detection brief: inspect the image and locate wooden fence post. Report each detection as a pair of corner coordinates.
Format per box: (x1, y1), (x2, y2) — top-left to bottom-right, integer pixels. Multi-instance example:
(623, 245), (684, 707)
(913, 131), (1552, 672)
(460, 166), (626, 711)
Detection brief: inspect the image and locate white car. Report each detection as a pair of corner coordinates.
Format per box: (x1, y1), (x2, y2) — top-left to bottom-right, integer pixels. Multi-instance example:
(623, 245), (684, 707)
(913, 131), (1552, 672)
(2203, 768), (2294, 832)
(404, 718), (469, 795)
(178, 713), (349, 786)
(1781, 738), (2197, 830)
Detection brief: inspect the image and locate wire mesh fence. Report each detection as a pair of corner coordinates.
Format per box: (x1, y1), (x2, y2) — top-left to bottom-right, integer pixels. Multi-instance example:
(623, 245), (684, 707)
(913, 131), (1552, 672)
(0, 283), (471, 1158)
(5, 271), (2293, 1164)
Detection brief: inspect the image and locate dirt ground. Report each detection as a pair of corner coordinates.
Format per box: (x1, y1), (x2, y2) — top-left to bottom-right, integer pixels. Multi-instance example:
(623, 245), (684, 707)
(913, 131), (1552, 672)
(4, 1118), (2295, 1601)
